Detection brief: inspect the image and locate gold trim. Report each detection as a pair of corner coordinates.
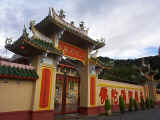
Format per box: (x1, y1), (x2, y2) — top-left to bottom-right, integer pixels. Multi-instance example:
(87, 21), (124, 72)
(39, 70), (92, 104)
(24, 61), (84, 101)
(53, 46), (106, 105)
(97, 83), (143, 90)
(58, 40), (87, 64)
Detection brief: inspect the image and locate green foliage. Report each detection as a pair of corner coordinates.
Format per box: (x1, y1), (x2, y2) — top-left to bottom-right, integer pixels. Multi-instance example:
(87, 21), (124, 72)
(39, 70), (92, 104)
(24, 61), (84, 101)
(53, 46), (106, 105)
(133, 99), (138, 111)
(128, 97), (134, 111)
(105, 98), (111, 111)
(150, 99), (155, 108)
(119, 96), (125, 113)
(140, 97), (145, 110)
(98, 56), (160, 83)
(145, 98), (151, 109)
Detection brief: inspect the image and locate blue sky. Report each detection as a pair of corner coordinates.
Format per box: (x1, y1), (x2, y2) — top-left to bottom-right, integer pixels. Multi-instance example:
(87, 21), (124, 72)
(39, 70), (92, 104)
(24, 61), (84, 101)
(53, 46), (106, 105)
(0, 0), (159, 59)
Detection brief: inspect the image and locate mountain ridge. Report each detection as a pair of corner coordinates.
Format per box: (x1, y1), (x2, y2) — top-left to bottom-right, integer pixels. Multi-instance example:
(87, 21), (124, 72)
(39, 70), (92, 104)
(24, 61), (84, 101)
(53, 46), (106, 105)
(98, 55), (160, 84)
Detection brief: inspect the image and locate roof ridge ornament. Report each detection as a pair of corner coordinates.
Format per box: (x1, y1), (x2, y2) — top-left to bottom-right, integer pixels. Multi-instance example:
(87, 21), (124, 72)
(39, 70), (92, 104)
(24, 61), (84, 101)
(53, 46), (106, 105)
(5, 38), (12, 45)
(51, 8), (57, 17)
(48, 8), (52, 16)
(58, 9), (66, 19)
(22, 25), (29, 38)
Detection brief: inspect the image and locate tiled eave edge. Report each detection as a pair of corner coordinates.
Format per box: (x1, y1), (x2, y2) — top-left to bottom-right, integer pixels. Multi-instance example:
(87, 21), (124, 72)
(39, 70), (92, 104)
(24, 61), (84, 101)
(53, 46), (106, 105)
(0, 60), (39, 80)
(5, 34), (62, 56)
(23, 38), (62, 56)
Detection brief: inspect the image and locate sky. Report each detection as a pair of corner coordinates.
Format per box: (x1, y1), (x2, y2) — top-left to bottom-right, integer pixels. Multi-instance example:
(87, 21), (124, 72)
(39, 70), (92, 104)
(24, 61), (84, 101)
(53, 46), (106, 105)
(0, 0), (160, 59)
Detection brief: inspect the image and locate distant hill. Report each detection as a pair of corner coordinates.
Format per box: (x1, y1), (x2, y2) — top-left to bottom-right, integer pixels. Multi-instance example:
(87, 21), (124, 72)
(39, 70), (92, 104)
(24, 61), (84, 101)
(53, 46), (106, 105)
(98, 55), (160, 84)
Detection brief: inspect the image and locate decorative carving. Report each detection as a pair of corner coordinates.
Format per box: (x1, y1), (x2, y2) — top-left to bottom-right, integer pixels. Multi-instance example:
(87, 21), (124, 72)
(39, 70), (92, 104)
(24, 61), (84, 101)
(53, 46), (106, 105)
(5, 38), (12, 45)
(89, 50), (98, 59)
(58, 9), (66, 19)
(89, 64), (96, 74)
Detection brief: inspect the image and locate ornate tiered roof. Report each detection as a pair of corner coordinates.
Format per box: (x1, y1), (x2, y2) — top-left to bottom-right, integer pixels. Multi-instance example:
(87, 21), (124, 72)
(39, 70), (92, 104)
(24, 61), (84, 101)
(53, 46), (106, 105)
(5, 26), (62, 57)
(34, 8), (105, 50)
(5, 8), (105, 67)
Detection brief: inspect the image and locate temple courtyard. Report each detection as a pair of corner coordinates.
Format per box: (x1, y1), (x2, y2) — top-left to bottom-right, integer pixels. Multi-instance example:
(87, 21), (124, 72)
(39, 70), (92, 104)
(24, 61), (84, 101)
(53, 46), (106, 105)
(55, 108), (160, 120)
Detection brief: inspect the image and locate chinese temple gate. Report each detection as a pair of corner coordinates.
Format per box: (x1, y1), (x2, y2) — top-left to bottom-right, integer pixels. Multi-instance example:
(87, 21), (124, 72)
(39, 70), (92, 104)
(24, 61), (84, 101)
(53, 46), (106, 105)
(0, 8), (160, 120)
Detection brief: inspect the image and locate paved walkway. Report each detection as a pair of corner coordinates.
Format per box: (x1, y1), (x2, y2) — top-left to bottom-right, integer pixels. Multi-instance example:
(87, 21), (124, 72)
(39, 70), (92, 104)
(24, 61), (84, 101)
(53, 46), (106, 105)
(54, 108), (160, 120)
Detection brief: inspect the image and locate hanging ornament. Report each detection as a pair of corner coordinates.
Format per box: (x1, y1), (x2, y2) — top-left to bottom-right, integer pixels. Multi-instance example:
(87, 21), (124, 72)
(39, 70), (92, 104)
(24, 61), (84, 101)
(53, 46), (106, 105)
(20, 45), (25, 50)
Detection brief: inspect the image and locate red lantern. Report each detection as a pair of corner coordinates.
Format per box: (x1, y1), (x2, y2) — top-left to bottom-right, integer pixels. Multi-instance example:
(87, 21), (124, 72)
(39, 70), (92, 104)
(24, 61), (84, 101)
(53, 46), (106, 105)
(20, 45), (25, 50)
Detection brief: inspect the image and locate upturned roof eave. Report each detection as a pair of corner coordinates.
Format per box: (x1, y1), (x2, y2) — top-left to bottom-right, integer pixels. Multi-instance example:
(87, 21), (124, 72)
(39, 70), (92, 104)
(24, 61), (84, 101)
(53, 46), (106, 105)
(5, 34), (63, 57)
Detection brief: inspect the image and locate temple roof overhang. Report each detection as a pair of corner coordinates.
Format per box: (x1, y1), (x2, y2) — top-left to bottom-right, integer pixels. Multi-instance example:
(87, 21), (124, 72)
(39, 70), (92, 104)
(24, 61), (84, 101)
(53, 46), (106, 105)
(5, 28), (62, 57)
(34, 8), (105, 50)
(5, 8), (105, 61)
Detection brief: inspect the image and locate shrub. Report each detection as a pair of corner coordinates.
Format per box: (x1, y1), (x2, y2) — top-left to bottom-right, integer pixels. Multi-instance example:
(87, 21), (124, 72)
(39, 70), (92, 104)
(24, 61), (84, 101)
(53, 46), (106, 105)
(105, 98), (111, 111)
(119, 96), (125, 114)
(133, 99), (138, 111)
(128, 97), (134, 111)
(140, 97), (145, 110)
(145, 98), (151, 109)
(105, 98), (112, 115)
(150, 99), (155, 108)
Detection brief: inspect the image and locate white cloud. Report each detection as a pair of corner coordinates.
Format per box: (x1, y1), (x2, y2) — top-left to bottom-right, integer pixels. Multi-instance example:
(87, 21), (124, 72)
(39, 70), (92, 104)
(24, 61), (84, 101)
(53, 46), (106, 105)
(0, 0), (160, 59)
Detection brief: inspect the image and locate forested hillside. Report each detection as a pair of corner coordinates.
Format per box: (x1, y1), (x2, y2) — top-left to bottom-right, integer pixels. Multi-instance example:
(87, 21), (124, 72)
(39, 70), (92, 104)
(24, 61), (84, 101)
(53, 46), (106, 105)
(98, 55), (160, 84)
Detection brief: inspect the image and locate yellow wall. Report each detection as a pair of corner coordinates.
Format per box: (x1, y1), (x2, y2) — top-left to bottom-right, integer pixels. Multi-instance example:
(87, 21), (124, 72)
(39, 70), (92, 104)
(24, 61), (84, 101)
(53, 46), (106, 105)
(96, 79), (145, 106)
(0, 80), (35, 112)
(155, 94), (160, 102)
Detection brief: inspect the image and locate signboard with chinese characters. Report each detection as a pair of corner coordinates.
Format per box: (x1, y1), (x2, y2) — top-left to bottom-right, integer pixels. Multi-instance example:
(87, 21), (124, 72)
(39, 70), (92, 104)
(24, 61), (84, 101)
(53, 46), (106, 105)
(96, 79), (145, 106)
(58, 40), (86, 64)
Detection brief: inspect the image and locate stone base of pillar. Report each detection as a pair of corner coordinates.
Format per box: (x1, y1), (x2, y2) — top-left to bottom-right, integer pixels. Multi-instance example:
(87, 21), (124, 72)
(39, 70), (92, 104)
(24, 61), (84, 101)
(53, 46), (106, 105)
(32, 110), (54, 120)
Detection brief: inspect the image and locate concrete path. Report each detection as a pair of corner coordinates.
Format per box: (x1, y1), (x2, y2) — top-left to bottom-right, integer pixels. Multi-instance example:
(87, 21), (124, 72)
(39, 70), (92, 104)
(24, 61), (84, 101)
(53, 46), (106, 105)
(54, 108), (160, 120)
